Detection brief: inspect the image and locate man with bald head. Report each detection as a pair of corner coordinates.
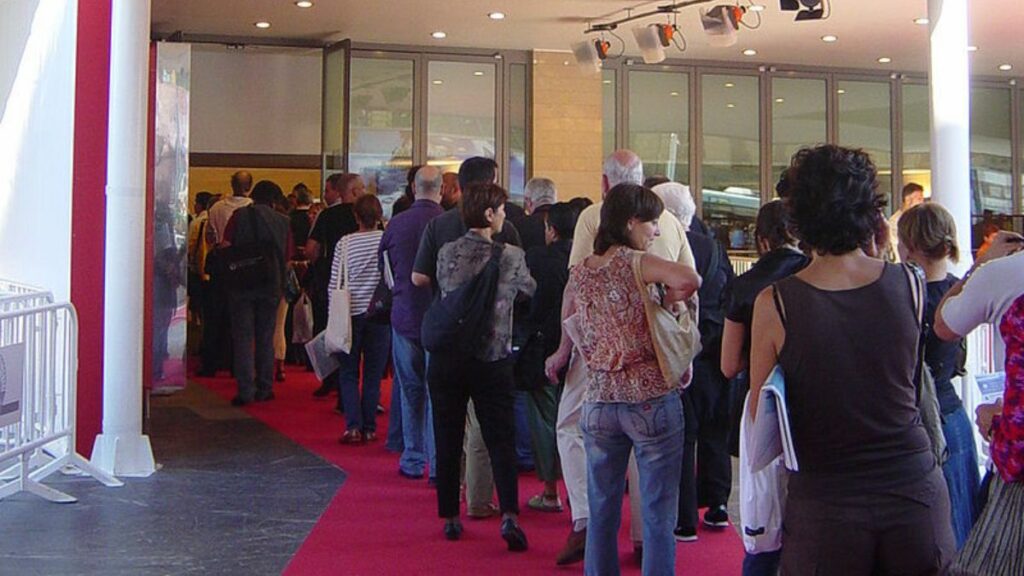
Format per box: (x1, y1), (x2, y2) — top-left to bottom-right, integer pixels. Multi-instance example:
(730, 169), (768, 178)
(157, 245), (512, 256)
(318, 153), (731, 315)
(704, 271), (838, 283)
(380, 165), (445, 481)
(552, 150), (696, 566)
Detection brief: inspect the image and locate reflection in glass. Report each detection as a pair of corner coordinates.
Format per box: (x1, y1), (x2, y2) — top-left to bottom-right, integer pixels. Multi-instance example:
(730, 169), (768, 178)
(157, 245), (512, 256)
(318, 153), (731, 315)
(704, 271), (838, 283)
(970, 87), (1013, 219)
(348, 58), (414, 216)
(771, 77), (827, 185)
(322, 46), (346, 172)
(508, 64), (527, 204)
(428, 61), (497, 176)
(702, 74), (760, 251)
(629, 71), (689, 184)
(838, 81), (892, 205)
(603, 69), (616, 159)
(901, 84), (931, 210)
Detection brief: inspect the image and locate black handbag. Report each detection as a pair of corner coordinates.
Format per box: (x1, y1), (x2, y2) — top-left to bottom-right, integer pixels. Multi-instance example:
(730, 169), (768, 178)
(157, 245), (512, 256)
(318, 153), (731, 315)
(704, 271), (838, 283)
(217, 207), (276, 293)
(421, 244), (503, 355)
(513, 330), (549, 391)
(365, 249), (393, 324)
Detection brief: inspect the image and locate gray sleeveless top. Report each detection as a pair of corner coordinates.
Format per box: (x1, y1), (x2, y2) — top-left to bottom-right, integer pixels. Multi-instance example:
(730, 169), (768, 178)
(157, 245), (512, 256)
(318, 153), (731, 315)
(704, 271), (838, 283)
(775, 263), (934, 497)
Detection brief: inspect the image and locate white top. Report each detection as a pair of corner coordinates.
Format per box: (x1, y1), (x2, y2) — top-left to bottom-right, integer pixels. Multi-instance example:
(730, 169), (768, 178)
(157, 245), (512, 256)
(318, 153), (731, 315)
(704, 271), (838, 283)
(887, 209), (903, 263)
(568, 201), (695, 269)
(206, 196), (252, 245)
(941, 250), (1024, 336)
(330, 230), (384, 316)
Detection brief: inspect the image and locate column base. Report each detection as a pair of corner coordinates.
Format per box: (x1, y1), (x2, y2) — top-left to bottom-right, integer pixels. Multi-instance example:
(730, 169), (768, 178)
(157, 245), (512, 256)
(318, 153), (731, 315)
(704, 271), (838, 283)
(90, 433), (156, 477)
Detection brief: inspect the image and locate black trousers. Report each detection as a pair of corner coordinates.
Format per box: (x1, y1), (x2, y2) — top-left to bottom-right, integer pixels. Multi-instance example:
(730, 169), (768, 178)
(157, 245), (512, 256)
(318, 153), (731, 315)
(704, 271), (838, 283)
(310, 279), (339, 396)
(428, 354), (519, 519)
(678, 352), (733, 528)
(200, 278), (232, 373)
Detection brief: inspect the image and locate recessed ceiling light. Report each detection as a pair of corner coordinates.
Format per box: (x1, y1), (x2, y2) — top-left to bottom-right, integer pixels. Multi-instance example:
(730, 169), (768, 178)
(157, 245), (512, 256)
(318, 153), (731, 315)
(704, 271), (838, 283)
(295, 1), (313, 7)
(603, 80), (612, 85)
(837, 89), (846, 94)
(821, 35), (838, 43)
(563, 60), (570, 66)
(670, 91), (680, 97)
(775, 98), (785, 103)
(913, 17), (929, 25)
(999, 64), (1013, 71)
(749, 4), (766, 11)
(967, 45), (978, 52)
(727, 103), (736, 108)
(877, 56), (892, 64)
(473, 71), (485, 77)
(488, 12), (506, 20)
(254, 21), (271, 29)
(432, 79), (443, 85)
(431, 31), (447, 39)
(725, 82), (735, 88)
(742, 49), (757, 56)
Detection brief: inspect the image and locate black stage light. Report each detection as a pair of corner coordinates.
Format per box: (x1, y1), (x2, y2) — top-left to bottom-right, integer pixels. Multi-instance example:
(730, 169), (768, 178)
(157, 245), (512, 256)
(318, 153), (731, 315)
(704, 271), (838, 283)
(780, 0), (799, 10)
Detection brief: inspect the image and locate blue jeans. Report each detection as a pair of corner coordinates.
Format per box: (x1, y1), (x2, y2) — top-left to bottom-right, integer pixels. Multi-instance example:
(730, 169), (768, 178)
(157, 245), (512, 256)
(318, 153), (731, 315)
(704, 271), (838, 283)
(941, 405), (981, 549)
(743, 550), (781, 576)
(581, 393), (685, 576)
(393, 332), (435, 477)
(386, 377), (403, 452)
(514, 391), (535, 470)
(337, 315), (391, 433)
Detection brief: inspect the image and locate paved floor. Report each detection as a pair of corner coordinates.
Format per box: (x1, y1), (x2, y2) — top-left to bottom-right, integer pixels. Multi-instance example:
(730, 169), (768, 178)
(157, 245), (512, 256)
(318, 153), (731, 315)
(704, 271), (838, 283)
(0, 383), (345, 576)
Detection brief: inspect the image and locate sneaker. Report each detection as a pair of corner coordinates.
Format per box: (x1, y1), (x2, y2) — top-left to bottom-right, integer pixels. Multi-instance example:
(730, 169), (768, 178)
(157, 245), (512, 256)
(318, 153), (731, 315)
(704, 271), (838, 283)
(703, 505), (730, 528)
(673, 526), (698, 542)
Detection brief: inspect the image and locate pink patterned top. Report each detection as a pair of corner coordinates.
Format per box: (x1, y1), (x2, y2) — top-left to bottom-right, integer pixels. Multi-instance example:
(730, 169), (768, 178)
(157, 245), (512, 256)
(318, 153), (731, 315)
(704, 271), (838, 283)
(992, 295), (1024, 483)
(571, 247), (670, 403)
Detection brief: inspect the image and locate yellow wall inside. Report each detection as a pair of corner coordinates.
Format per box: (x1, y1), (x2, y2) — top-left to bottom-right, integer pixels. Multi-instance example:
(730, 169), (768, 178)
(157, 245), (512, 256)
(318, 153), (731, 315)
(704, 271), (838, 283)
(531, 51), (604, 203)
(189, 167), (322, 207)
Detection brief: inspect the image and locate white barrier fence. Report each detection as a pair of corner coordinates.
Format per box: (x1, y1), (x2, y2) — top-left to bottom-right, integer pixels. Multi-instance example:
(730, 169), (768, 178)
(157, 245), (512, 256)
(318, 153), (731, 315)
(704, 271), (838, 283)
(0, 301), (122, 502)
(0, 280), (53, 312)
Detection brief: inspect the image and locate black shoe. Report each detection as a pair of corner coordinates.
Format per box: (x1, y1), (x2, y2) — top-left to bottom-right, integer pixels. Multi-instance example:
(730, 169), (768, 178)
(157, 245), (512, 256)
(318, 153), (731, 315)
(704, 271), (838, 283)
(255, 390), (275, 402)
(555, 528), (586, 565)
(501, 518), (528, 552)
(633, 543), (643, 567)
(312, 383), (334, 397)
(703, 505), (730, 528)
(673, 526), (698, 542)
(196, 368), (217, 377)
(444, 520), (463, 541)
(230, 396), (250, 407)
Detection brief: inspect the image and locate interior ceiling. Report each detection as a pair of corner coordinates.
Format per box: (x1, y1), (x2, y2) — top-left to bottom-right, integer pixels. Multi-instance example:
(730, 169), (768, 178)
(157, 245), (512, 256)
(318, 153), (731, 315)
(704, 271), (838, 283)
(152, 0), (1023, 76)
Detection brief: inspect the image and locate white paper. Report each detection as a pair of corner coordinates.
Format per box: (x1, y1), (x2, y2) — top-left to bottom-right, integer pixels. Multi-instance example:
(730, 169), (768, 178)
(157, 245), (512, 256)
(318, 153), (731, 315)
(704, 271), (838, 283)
(304, 330), (341, 382)
(746, 365), (799, 473)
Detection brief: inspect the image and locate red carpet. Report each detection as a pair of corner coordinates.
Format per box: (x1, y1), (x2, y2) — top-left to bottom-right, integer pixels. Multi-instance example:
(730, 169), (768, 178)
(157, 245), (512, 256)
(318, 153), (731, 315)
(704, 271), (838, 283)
(193, 364), (744, 575)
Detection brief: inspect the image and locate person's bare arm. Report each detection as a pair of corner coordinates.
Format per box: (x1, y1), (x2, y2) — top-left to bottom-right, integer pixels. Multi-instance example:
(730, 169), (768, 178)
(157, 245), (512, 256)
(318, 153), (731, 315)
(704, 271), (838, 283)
(411, 272), (432, 288)
(640, 253), (701, 302)
(720, 319), (747, 378)
(748, 287), (784, 420)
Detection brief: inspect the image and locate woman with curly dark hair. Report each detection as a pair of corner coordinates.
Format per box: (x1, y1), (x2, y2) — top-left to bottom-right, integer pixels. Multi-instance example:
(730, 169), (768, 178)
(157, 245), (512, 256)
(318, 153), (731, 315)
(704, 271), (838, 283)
(747, 144), (955, 574)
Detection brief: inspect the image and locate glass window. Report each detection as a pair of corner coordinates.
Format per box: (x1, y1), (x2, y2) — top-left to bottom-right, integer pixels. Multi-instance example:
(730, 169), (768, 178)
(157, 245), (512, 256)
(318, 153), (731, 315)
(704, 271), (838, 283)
(970, 87), (1013, 219)
(602, 68), (616, 159)
(322, 46), (346, 172)
(629, 70), (689, 184)
(348, 57), (414, 214)
(701, 74), (760, 251)
(901, 83), (931, 211)
(837, 80), (893, 205)
(771, 77), (827, 184)
(508, 63), (527, 204)
(427, 61), (497, 175)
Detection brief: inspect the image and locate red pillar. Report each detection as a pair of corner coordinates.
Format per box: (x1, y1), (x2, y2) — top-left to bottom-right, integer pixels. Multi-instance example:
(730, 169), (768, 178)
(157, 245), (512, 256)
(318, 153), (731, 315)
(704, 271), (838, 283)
(71, 0), (112, 454)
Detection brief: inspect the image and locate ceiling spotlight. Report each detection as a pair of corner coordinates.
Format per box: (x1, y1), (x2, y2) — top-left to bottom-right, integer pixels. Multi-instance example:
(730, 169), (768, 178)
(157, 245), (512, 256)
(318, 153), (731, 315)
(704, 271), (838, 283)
(967, 45), (978, 52)
(821, 34), (837, 42)
(999, 64), (1013, 71)
(254, 21), (271, 29)
(743, 49), (758, 56)
(595, 39), (611, 60)
(295, 1), (313, 7)
(877, 56), (892, 63)
(633, 25), (667, 63)
(913, 17), (929, 25)
(701, 5), (745, 46)
(431, 31), (447, 39)
(570, 41), (601, 74)
(749, 4), (766, 11)
(488, 12), (506, 20)
(780, 0), (825, 21)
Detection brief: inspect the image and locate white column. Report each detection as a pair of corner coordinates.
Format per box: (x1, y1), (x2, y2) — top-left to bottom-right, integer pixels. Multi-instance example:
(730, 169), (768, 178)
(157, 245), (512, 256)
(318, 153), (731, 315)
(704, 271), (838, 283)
(91, 0), (156, 477)
(927, 0), (972, 275)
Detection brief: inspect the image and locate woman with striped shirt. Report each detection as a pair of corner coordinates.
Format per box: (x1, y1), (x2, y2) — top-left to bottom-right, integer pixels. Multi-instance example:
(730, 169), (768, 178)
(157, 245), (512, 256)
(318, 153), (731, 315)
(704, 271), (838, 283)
(331, 194), (390, 444)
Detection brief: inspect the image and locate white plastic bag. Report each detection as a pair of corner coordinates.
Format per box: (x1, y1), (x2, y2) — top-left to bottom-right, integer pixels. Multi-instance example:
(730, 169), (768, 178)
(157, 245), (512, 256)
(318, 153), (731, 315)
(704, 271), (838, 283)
(291, 292), (314, 344)
(739, 391), (787, 555)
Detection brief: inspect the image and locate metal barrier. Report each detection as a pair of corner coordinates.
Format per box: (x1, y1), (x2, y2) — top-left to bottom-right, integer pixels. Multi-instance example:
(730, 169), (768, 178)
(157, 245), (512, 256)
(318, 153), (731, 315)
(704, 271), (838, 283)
(0, 302), (122, 502)
(0, 280), (53, 312)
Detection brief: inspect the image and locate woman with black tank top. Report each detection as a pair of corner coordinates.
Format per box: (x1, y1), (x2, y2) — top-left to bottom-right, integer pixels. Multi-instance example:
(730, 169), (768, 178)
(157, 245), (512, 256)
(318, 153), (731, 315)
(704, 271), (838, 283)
(748, 145), (955, 575)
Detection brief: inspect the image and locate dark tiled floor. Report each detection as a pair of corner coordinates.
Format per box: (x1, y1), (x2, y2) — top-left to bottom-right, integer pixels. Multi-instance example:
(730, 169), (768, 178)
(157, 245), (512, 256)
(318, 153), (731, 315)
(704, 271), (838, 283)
(0, 384), (345, 576)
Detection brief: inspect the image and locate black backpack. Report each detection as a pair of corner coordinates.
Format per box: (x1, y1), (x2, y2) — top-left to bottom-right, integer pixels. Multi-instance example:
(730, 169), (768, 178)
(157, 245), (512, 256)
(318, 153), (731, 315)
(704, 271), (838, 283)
(421, 243), (504, 356)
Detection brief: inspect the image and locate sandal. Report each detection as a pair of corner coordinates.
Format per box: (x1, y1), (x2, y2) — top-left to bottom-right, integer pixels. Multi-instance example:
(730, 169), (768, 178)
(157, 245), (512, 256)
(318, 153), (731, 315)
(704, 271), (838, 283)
(339, 429), (364, 445)
(527, 493), (564, 512)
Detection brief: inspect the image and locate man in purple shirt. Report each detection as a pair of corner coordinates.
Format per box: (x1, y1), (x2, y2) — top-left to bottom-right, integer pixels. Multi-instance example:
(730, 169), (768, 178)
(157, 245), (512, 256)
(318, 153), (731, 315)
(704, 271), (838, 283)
(380, 165), (445, 480)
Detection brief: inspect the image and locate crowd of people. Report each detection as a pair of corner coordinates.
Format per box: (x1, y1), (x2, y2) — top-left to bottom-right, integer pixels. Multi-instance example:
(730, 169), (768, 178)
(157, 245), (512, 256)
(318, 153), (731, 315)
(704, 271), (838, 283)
(185, 144), (1023, 575)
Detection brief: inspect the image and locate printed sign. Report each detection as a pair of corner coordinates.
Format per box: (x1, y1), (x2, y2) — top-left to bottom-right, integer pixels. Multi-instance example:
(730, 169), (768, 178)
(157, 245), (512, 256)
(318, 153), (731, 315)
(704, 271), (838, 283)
(0, 343), (25, 427)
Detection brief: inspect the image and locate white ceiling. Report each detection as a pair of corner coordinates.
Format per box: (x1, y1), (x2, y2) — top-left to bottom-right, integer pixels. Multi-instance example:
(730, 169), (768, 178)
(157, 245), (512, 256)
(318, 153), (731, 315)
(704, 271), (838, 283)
(151, 0), (1024, 77)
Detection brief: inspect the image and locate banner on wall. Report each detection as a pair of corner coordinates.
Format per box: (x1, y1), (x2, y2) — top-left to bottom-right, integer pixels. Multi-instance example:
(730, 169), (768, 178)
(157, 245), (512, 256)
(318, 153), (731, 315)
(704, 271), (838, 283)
(0, 343), (25, 428)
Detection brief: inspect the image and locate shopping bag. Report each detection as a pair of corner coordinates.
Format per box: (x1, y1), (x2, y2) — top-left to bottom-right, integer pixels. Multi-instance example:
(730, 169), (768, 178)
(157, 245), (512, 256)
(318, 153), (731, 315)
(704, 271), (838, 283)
(325, 239), (352, 354)
(291, 291), (314, 344)
(739, 391), (787, 555)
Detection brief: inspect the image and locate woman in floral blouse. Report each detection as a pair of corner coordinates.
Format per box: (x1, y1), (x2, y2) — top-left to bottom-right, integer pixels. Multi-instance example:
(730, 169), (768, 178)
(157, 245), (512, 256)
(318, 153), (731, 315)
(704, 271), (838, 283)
(546, 183), (700, 576)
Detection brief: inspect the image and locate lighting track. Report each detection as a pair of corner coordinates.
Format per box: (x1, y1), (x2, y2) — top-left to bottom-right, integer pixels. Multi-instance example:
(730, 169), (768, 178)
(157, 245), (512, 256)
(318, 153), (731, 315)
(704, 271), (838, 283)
(584, 0), (718, 34)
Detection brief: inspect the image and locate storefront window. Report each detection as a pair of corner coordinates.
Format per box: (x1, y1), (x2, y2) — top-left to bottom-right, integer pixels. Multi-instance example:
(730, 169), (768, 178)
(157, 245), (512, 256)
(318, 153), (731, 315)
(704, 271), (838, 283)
(629, 70), (689, 184)
(508, 63), (527, 203)
(771, 77), (827, 184)
(427, 61), (497, 174)
(970, 87), (1013, 217)
(901, 83), (931, 211)
(838, 80), (892, 204)
(603, 68), (616, 159)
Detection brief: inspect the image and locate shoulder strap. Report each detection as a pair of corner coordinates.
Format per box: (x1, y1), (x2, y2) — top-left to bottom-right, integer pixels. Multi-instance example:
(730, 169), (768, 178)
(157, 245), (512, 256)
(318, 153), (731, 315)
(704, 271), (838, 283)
(901, 263), (925, 327)
(771, 283), (787, 327)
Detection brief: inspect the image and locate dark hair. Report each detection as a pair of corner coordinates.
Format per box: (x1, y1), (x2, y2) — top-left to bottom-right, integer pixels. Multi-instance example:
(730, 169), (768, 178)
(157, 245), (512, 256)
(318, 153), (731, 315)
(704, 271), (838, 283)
(567, 196), (594, 213)
(594, 184), (663, 255)
(786, 145), (885, 256)
(194, 191), (213, 211)
(755, 200), (795, 254)
(461, 182), (508, 229)
(775, 169), (791, 198)
(643, 175), (671, 189)
(902, 181), (924, 200)
(546, 202), (579, 240)
(353, 194), (383, 228)
(292, 183), (312, 205)
(458, 157), (498, 191)
(251, 180), (284, 206)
